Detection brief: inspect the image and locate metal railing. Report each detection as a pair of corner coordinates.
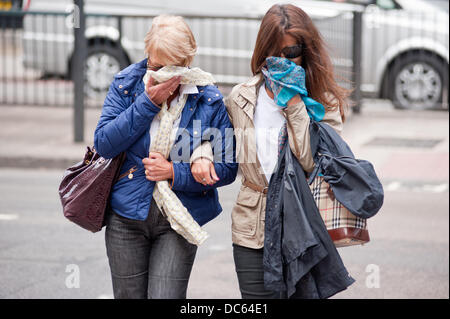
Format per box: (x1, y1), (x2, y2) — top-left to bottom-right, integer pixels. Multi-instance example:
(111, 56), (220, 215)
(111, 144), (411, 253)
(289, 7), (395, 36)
(1, 3), (448, 140)
(0, 7), (360, 106)
(1, 10), (73, 107)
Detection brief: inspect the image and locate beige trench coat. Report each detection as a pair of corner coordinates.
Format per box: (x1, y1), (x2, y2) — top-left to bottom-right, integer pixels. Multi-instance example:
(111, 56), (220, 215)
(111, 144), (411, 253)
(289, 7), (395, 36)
(196, 74), (344, 249)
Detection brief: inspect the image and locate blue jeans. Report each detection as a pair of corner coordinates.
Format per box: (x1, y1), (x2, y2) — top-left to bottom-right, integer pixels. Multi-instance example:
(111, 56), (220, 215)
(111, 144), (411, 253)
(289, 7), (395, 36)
(105, 199), (197, 299)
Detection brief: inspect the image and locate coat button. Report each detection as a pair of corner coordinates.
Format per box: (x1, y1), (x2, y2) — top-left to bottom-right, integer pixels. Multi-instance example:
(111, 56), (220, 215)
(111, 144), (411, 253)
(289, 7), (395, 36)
(215, 94), (219, 97)
(208, 98), (211, 102)
(124, 90), (128, 94)
(128, 173), (134, 179)
(189, 108), (193, 111)
(194, 131), (198, 135)
(119, 85), (123, 89)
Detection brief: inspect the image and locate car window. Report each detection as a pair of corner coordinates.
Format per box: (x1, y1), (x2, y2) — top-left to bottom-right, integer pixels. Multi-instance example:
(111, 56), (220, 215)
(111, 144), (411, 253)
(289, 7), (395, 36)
(426, 0), (449, 12)
(376, 0), (397, 9)
(316, 0), (400, 9)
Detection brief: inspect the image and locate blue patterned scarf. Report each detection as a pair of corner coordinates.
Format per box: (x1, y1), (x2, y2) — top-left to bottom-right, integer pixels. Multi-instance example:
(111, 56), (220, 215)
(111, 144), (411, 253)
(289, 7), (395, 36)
(262, 56), (325, 122)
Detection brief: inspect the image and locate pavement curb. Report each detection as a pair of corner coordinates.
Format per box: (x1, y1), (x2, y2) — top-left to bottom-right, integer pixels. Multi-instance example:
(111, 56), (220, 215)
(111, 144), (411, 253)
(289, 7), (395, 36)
(0, 156), (78, 170)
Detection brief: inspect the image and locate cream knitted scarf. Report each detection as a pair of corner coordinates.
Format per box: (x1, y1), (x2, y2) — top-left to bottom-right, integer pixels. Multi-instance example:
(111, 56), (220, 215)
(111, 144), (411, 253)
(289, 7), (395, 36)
(144, 66), (215, 246)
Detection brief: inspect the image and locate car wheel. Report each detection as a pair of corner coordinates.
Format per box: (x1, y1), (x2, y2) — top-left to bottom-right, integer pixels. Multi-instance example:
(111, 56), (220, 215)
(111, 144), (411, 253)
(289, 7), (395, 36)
(84, 44), (129, 98)
(389, 53), (448, 110)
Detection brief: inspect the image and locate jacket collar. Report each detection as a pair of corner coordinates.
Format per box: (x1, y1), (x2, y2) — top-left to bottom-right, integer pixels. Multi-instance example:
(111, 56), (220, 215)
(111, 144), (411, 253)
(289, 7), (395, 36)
(176, 85), (210, 129)
(133, 58), (148, 78)
(134, 59), (211, 129)
(235, 74), (263, 106)
(231, 73), (264, 120)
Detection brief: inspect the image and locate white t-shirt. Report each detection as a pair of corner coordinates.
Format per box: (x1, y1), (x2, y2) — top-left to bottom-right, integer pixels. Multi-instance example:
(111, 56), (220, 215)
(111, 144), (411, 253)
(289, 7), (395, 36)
(254, 85), (286, 182)
(149, 84), (199, 150)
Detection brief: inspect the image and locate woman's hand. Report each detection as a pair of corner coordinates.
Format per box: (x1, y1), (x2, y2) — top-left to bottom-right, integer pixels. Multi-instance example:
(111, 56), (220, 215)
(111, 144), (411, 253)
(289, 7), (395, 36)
(287, 94), (301, 107)
(145, 76), (182, 106)
(191, 158), (220, 186)
(143, 152), (173, 182)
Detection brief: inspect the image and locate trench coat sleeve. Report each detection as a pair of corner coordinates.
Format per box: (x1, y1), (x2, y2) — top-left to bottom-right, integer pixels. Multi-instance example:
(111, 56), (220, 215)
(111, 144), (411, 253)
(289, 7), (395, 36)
(322, 106), (344, 136)
(171, 99), (238, 192)
(190, 141), (214, 164)
(283, 99), (345, 173)
(282, 100), (315, 173)
(188, 87), (239, 166)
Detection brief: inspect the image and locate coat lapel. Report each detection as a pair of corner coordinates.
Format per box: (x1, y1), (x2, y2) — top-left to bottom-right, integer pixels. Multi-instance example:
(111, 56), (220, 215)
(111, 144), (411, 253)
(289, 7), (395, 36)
(232, 74), (269, 186)
(233, 74), (262, 122)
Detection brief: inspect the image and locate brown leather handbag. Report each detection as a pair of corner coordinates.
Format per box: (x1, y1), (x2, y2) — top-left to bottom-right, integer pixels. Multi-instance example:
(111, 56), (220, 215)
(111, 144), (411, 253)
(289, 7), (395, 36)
(58, 146), (126, 233)
(309, 176), (370, 247)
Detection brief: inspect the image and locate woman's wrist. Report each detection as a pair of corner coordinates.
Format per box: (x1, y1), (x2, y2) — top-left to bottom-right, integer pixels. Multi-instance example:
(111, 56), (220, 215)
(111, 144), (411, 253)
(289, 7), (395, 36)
(169, 161), (175, 188)
(144, 91), (161, 108)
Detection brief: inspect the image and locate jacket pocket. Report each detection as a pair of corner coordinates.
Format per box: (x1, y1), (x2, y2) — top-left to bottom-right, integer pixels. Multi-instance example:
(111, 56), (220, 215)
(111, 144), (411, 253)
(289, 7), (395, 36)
(118, 166), (138, 181)
(231, 186), (260, 237)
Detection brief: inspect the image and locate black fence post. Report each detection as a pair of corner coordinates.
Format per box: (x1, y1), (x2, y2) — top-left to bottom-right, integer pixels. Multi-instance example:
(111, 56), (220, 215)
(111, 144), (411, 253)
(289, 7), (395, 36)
(352, 10), (363, 114)
(72, 0), (86, 142)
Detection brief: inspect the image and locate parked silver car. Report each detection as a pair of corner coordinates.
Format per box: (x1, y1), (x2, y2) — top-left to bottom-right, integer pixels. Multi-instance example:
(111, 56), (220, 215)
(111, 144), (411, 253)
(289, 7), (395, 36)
(21, 0), (449, 109)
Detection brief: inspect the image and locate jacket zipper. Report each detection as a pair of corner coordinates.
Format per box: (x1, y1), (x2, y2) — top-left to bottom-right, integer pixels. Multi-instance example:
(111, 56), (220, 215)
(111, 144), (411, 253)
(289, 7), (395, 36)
(118, 166), (138, 180)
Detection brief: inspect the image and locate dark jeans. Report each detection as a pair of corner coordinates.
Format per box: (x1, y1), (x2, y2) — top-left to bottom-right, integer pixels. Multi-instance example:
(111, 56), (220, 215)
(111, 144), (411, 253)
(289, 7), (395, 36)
(233, 244), (285, 299)
(105, 199), (197, 299)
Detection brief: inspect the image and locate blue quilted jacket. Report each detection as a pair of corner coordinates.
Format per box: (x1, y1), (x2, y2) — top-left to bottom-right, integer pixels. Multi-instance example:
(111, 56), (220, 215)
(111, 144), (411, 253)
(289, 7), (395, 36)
(94, 58), (238, 225)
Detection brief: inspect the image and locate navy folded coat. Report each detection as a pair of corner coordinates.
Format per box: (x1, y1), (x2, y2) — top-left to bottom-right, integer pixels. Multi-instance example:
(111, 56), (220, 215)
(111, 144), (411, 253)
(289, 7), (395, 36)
(308, 120), (384, 219)
(263, 142), (355, 298)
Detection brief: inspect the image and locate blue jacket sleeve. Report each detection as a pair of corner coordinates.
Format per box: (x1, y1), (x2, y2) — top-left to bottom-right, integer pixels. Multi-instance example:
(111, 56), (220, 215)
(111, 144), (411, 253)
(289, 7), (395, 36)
(171, 99), (238, 192)
(94, 79), (161, 159)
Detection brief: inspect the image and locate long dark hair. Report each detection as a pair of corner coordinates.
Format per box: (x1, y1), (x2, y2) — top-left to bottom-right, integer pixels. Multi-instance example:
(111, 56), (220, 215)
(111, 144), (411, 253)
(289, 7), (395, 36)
(251, 4), (351, 121)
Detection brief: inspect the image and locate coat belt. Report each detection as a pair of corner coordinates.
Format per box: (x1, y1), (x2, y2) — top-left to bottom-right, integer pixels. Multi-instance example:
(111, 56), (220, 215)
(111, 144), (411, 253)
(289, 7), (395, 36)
(243, 179), (268, 194)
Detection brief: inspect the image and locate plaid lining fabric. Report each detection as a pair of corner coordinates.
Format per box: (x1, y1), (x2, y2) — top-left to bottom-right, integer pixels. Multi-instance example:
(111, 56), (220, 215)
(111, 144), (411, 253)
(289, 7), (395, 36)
(309, 176), (367, 230)
(278, 122), (288, 156)
(275, 100), (366, 234)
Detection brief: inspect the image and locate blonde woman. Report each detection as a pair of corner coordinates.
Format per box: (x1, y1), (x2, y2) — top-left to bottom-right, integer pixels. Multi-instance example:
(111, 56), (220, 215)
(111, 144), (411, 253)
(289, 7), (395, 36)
(94, 15), (238, 299)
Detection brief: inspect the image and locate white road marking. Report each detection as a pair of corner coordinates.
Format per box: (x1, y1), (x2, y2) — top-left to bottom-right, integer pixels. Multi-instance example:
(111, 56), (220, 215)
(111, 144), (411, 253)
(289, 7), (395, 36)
(208, 245), (227, 252)
(385, 181), (449, 193)
(0, 214), (18, 221)
(421, 184), (449, 193)
(385, 181), (401, 192)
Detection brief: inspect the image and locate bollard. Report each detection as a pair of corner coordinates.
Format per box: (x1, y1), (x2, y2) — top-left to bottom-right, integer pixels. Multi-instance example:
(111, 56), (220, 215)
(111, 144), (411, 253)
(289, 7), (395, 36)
(72, 0), (86, 142)
(352, 10), (363, 114)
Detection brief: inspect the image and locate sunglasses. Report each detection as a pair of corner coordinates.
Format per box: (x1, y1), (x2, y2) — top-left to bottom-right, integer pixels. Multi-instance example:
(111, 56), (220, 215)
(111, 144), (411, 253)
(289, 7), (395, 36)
(147, 58), (163, 71)
(280, 44), (303, 59)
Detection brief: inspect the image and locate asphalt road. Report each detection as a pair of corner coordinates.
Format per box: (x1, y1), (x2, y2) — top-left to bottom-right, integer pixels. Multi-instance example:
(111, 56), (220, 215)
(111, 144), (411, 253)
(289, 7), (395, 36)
(0, 102), (448, 299)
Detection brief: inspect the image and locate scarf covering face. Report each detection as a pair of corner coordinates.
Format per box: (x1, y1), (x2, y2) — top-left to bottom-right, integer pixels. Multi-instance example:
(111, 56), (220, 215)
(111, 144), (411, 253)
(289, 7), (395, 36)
(143, 65), (215, 246)
(143, 65), (215, 86)
(261, 57), (325, 122)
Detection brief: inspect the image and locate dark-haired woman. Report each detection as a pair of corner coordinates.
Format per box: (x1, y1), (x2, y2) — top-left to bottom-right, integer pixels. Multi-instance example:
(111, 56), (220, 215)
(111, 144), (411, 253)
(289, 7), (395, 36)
(191, 4), (354, 299)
